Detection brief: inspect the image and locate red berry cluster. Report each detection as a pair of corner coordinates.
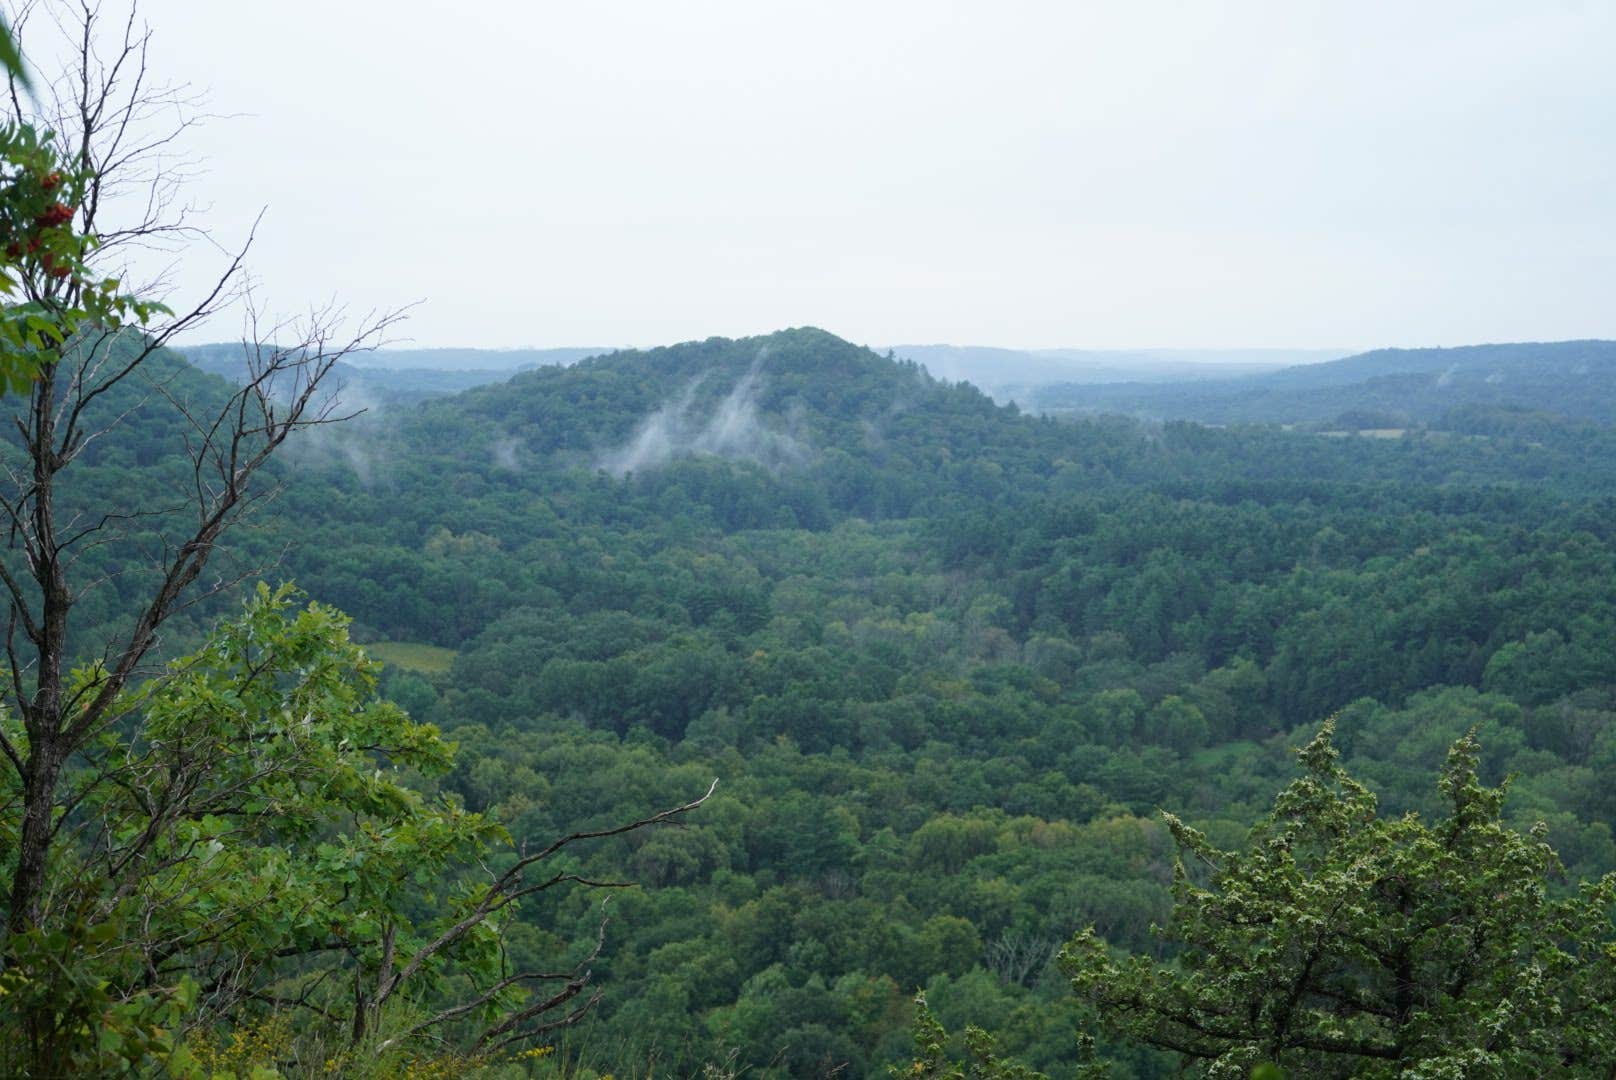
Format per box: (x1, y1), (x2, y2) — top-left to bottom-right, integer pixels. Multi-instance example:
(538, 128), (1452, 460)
(2, 169), (77, 278)
(35, 202), (72, 229)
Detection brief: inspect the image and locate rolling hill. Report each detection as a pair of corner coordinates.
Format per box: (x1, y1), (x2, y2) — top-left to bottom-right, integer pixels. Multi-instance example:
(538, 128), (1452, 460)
(1028, 339), (1616, 428)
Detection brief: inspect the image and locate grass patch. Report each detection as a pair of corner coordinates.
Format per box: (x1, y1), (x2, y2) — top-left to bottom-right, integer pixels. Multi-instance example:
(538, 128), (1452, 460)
(367, 640), (458, 674)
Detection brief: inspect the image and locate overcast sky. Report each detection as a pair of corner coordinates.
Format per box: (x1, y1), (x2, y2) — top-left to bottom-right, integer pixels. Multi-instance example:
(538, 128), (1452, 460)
(46, 1), (1616, 351)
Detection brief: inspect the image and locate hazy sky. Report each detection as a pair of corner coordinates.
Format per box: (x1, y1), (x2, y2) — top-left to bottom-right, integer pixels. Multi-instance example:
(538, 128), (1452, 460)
(45, 1), (1616, 351)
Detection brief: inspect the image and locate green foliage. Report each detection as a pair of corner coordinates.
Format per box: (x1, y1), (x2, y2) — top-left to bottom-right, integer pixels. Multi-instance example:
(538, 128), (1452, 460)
(0, 585), (511, 1074)
(1062, 723), (1616, 1077)
(0, 921), (199, 1076)
(0, 13), (26, 91)
(892, 993), (1053, 1080)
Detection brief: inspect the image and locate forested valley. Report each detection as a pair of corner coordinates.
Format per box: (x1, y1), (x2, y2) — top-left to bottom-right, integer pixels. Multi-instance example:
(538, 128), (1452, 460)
(41, 326), (1614, 1076)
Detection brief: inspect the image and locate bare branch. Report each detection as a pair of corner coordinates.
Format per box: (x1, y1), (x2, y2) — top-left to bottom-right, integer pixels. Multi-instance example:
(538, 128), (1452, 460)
(375, 779), (718, 1009)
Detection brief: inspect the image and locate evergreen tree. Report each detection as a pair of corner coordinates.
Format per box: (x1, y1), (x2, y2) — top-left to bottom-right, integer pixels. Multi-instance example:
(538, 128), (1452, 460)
(1063, 723), (1616, 1077)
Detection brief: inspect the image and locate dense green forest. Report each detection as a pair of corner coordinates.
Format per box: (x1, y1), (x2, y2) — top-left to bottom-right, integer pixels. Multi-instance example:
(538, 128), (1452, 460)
(11, 318), (1616, 1074)
(130, 327), (1609, 1076)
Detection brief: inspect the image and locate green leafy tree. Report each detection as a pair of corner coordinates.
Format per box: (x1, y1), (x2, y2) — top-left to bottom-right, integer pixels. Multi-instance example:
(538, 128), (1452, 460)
(0, 585), (496, 1072)
(0, 584), (715, 1074)
(890, 992), (1054, 1080)
(1062, 722), (1616, 1077)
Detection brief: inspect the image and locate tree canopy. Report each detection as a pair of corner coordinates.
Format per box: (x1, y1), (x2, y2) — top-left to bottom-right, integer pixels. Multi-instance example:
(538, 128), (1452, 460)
(1063, 723), (1616, 1078)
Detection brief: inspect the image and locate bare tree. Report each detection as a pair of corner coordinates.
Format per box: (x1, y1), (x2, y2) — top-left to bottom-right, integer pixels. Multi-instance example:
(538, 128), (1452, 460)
(0, 0), (400, 942)
(984, 930), (1061, 989)
(364, 780), (719, 1053)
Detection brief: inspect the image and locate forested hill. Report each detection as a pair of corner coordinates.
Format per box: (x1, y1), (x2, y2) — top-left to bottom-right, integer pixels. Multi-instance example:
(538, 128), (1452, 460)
(1028, 339), (1616, 428)
(58, 327), (1616, 1075)
(409, 326), (962, 470)
(292, 327), (1616, 522)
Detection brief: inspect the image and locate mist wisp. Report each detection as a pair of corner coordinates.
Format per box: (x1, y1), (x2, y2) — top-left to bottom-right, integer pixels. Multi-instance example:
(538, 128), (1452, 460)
(601, 357), (807, 477)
